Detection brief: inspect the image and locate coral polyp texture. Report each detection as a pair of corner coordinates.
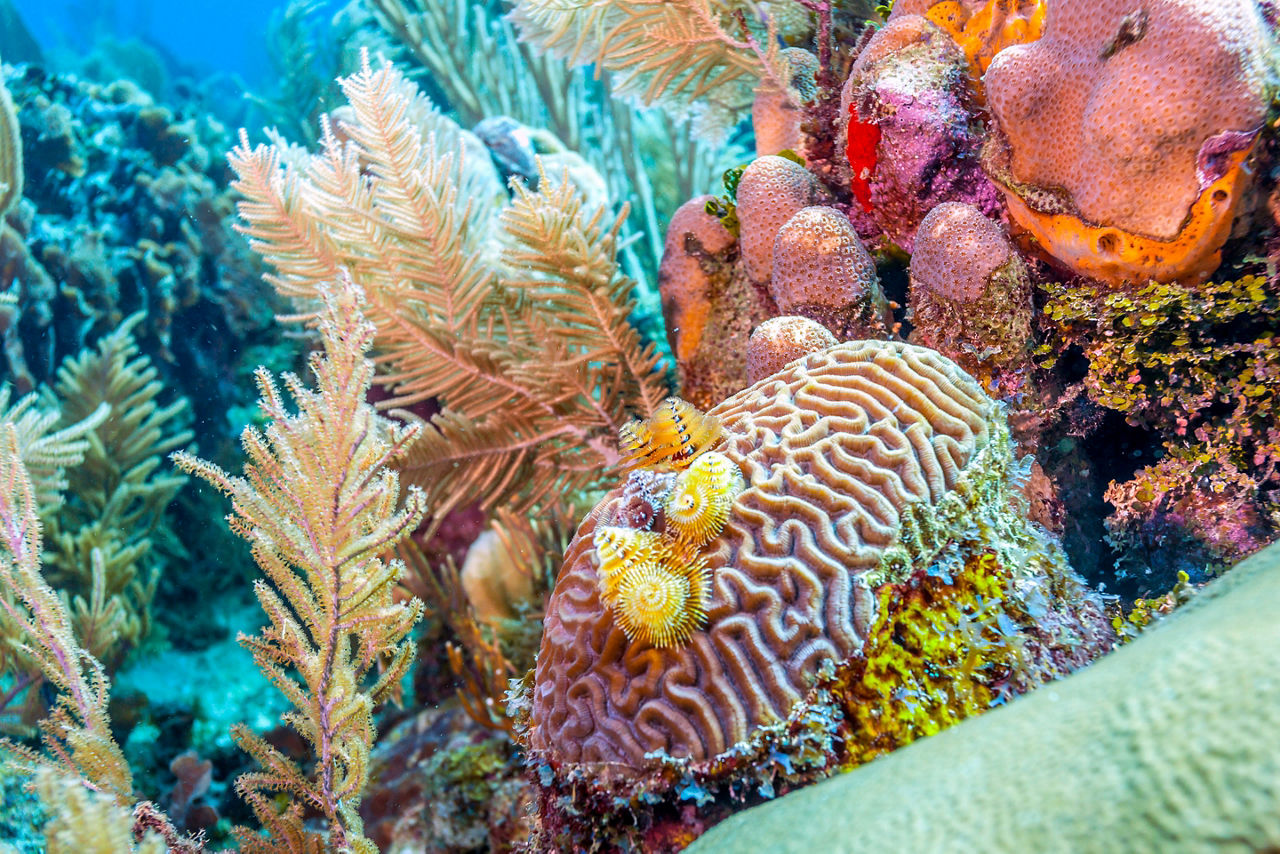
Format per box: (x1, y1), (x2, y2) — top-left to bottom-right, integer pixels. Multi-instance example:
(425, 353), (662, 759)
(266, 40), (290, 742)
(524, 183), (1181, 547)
(839, 14), (1002, 251)
(907, 201), (1032, 381)
(769, 206), (892, 339)
(524, 340), (1113, 849)
(736, 154), (821, 282)
(745, 315), (838, 384)
(983, 0), (1272, 284)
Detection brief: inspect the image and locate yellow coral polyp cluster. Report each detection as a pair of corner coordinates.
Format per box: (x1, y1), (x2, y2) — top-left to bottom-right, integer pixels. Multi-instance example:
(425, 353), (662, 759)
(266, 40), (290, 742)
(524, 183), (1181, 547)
(596, 398), (744, 648)
(593, 526), (673, 603)
(664, 451), (746, 548)
(611, 558), (711, 649)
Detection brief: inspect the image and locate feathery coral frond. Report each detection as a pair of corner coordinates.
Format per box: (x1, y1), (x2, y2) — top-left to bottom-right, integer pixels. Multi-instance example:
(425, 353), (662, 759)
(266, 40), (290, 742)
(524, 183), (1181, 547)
(173, 277), (424, 853)
(229, 57), (669, 536)
(0, 423), (132, 802)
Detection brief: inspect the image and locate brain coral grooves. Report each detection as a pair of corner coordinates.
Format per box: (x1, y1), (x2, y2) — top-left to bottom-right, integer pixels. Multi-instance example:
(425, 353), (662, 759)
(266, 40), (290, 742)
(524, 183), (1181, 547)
(528, 341), (1001, 770)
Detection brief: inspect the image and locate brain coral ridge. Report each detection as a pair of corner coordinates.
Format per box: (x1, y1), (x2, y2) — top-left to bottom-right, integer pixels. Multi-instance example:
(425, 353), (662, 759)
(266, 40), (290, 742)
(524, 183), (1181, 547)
(529, 340), (1017, 772)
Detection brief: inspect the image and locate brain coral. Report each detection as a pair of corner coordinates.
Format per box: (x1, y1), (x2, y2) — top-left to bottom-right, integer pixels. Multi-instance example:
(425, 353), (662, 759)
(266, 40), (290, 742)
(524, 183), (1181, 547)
(691, 540), (1280, 854)
(529, 341), (1005, 769)
(770, 206), (891, 339)
(983, 0), (1272, 284)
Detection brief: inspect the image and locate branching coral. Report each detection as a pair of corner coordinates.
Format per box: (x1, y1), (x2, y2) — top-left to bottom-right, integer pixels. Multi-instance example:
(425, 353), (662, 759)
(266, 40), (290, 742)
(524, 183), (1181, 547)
(508, 0), (806, 139)
(231, 56), (668, 535)
(0, 422), (131, 802)
(42, 315), (192, 672)
(173, 281), (426, 853)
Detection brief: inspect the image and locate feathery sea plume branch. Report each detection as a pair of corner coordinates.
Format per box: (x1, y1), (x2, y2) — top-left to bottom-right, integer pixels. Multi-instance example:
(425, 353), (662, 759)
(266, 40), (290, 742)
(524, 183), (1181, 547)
(173, 276), (425, 854)
(229, 56), (668, 536)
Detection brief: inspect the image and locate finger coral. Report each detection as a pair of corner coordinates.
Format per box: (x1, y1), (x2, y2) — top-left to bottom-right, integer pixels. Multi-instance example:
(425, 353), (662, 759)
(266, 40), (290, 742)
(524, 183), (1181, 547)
(736, 154), (821, 282)
(907, 201), (1032, 383)
(769, 205), (892, 339)
(983, 0), (1272, 285)
(522, 339), (1113, 850)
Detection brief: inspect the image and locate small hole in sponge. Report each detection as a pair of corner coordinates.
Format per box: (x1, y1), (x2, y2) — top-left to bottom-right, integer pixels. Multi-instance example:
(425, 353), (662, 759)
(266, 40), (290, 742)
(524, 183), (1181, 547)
(1097, 233), (1119, 255)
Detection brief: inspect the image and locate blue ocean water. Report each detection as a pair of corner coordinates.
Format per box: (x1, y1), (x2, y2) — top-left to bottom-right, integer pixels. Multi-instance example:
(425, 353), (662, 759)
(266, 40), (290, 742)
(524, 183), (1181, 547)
(18, 0), (340, 86)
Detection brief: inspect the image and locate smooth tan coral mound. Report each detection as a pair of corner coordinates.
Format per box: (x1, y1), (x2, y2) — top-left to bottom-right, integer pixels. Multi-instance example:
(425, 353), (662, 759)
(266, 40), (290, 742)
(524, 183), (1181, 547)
(984, 0), (1271, 283)
(529, 341), (1000, 769)
(745, 316), (837, 384)
(908, 202), (1032, 376)
(770, 206), (891, 338)
(737, 155), (820, 282)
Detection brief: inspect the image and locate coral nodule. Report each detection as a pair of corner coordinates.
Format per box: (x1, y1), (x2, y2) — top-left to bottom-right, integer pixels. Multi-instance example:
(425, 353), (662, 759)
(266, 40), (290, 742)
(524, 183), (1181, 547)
(521, 340), (1114, 851)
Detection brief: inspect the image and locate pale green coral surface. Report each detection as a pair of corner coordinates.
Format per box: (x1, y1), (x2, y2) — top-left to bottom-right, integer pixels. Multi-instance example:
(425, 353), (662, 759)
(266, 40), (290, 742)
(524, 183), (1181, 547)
(691, 540), (1280, 853)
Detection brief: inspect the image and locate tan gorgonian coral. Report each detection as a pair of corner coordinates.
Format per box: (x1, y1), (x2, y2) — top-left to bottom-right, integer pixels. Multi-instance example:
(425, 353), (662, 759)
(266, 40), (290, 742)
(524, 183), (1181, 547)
(529, 341), (1003, 768)
(173, 281), (425, 854)
(32, 770), (164, 854)
(230, 57), (667, 534)
(0, 423), (132, 802)
(43, 314), (192, 671)
(508, 0), (803, 138)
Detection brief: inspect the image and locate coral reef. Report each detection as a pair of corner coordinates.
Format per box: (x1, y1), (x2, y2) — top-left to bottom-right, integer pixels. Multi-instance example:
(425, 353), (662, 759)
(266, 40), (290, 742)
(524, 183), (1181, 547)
(690, 540), (1280, 853)
(839, 14), (1002, 250)
(984, 0), (1272, 284)
(1040, 274), (1280, 585)
(522, 341), (1112, 850)
(907, 201), (1032, 384)
(0, 64), (275, 437)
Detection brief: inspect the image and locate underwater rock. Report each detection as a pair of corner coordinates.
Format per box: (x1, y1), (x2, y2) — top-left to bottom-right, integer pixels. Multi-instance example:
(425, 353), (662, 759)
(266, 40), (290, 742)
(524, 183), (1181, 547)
(690, 538), (1280, 853)
(839, 15), (1002, 251)
(983, 0), (1273, 285)
(522, 340), (1113, 850)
